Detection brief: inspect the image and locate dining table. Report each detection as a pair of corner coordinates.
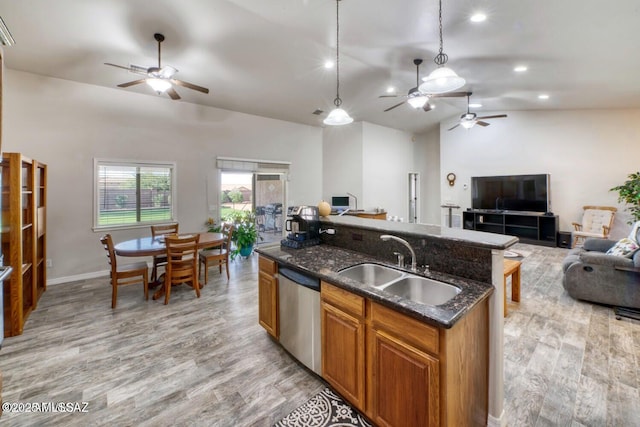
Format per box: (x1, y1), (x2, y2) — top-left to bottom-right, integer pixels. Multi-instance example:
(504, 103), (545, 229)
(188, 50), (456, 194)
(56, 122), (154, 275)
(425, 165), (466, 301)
(114, 231), (225, 299)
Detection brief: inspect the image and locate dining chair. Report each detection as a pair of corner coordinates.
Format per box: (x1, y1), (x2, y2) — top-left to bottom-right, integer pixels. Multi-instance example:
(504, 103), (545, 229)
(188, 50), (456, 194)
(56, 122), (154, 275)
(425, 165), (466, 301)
(199, 225), (234, 284)
(164, 234), (201, 305)
(100, 234), (149, 309)
(150, 223), (179, 282)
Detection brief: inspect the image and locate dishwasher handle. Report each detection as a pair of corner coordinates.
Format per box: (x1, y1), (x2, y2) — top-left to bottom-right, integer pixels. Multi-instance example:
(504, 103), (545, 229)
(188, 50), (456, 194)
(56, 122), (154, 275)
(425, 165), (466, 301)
(279, 267), (320, 292)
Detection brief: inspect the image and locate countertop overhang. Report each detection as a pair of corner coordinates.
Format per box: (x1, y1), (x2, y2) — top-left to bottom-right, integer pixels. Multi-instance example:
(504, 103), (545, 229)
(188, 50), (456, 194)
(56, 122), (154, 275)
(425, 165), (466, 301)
(256, 244), (494, 329)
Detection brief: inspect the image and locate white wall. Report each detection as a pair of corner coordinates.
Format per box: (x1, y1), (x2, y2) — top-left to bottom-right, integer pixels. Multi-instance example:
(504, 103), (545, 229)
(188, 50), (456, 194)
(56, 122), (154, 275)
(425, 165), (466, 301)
(362, 122), (414, 219)
(413, 127), (440, 224)
(322, 121), (416, 220)
(3, 70), (322, 281)
(439, 109), (640, 238)
(322, 122), (363, 207)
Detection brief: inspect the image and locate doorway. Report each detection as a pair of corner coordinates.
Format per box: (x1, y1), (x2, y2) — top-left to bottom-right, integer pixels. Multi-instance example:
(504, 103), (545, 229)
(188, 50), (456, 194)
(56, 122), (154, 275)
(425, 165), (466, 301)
(220, 171), (284, 246)
(408, 173), (419, 223)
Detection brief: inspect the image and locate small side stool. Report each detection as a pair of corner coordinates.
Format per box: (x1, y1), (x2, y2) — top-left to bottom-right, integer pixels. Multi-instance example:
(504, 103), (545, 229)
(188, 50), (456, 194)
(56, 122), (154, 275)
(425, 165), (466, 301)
(503, 259), (521, 316)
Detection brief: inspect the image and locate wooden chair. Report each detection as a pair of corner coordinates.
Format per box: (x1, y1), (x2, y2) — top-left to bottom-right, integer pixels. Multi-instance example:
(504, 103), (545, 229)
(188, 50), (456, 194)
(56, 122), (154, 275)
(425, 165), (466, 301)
(199, 225), (234, 284)
(150, 223), (179, 282)
(163, 234), (200, 305)
(571, 206), (617, 247)
(100, 234), (149, 309)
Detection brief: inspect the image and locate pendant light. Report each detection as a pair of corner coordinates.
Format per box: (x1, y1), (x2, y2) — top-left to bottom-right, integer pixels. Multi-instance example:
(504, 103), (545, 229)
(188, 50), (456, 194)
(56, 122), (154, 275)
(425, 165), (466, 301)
(418, 0), (466, 94)
(324, 0), (353, 126)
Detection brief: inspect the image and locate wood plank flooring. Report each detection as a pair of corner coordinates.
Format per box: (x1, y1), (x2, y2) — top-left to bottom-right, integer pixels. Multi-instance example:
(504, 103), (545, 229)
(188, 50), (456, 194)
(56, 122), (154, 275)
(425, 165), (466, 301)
(0, 243), (638, 426)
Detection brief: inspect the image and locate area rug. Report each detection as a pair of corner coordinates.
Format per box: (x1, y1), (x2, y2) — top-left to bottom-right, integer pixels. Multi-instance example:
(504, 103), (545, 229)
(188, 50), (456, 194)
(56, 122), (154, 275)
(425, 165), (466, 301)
(274, 388), (372, 427)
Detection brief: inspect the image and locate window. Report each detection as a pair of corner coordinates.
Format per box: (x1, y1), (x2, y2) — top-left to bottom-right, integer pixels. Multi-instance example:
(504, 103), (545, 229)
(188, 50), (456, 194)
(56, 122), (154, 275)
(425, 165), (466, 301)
(94, 159), (176, 230)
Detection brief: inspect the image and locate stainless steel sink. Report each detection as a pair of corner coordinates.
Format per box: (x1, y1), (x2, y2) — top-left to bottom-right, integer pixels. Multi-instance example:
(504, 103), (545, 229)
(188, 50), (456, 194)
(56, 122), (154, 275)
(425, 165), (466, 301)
(377, 276), (461, 306)
(337, 263), (403, 287)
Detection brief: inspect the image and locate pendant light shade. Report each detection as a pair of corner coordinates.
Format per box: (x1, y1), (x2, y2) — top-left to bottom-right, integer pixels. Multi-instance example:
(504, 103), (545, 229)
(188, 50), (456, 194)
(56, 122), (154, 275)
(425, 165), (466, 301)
(324, 107), (353, 125)
(418, 66), (465, 94)
(419, 0), (465, 95)
(324, 0), (353, 126)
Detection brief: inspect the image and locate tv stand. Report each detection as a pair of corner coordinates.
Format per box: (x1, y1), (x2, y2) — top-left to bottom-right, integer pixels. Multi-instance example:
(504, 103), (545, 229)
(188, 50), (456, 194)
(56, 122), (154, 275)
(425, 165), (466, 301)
(463, 210), (558, 247)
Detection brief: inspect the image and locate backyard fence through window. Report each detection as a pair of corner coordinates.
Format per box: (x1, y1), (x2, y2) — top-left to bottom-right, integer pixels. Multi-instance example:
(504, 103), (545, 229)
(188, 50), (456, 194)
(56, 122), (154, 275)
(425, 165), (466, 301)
(94, 159), (176, 229)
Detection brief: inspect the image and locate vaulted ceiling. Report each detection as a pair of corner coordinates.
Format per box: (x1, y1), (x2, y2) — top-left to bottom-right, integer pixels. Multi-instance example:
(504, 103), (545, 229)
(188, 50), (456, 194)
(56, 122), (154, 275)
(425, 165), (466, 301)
(1, 0), (639, 133)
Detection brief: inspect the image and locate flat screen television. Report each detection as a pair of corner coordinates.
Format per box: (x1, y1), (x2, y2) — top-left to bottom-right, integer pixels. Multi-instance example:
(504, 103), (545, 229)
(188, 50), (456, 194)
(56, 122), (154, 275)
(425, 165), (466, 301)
(471, 174), (551, 213)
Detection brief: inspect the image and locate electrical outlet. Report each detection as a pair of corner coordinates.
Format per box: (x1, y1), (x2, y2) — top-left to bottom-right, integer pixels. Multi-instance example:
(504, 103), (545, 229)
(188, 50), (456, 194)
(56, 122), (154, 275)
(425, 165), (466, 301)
(46, 259), (53, 268)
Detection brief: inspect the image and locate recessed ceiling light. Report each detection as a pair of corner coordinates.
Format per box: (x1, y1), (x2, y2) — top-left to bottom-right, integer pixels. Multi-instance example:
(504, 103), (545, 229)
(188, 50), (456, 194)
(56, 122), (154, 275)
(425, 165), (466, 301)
(470, 13), (487, 23)
(324, 60), (334, 69)
(386, 86), (395, 94)
(469, 103), (482, 108)
(514, 65), (528, 73)
(538, 94), (550, 100)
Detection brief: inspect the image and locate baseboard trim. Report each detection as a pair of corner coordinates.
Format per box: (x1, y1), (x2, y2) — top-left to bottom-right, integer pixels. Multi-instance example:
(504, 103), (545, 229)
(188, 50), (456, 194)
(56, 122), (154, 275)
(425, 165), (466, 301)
(487, 410), (507, 427)
(47, 270), (110, 286)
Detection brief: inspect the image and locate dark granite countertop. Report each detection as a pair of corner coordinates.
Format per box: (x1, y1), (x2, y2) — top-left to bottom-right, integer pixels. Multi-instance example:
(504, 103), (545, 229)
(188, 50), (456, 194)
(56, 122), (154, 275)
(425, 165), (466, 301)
(321, 215), (518, 250)
(256, 244), (494, 329)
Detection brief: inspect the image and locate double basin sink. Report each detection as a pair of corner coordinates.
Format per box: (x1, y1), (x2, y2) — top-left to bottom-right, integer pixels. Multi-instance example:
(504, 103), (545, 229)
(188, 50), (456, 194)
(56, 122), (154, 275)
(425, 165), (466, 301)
(337, 263), (460, 306)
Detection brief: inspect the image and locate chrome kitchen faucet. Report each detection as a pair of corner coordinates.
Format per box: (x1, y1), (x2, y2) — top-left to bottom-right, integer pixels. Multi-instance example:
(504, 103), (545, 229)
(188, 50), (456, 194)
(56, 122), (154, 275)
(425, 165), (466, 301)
(380, 234), (417, 272)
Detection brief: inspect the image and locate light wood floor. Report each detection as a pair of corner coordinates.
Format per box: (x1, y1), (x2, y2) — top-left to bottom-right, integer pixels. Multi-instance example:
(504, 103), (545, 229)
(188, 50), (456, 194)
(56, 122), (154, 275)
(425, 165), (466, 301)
(0, 244), (638, 426)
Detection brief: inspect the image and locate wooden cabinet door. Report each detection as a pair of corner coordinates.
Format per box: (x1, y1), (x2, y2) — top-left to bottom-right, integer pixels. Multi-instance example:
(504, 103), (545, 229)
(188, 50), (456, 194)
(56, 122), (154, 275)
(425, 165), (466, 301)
(321, 301), (366, 411)
(372, 329), (440, 427)
(258, 271), (278, 338)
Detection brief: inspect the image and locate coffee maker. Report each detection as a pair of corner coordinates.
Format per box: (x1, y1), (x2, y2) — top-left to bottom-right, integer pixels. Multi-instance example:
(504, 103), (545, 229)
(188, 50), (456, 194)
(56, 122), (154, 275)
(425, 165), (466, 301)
(281, 205), (321, 249)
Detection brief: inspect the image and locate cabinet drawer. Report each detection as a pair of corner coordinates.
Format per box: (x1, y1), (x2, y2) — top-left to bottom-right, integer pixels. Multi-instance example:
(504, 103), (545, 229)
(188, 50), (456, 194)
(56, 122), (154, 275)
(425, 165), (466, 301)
(258, 256), (277, 275)
(321, 281), (365, 318)
(371, 302), (439, 356)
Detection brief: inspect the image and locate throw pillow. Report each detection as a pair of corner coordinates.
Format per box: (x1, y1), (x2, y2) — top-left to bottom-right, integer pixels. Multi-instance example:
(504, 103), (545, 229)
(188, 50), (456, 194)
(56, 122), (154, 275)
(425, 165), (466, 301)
(606, 237), (640, 258)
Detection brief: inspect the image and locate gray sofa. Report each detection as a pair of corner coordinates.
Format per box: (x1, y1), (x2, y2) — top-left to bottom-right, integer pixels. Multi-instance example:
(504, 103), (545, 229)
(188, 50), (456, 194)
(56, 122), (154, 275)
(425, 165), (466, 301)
(562, 237), (640, 309)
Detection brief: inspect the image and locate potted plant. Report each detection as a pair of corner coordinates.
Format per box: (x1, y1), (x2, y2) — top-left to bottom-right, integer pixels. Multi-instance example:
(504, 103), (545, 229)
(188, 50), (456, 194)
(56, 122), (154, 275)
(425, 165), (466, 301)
(232, 219), (262, 259)
(611, 172), (640, 225)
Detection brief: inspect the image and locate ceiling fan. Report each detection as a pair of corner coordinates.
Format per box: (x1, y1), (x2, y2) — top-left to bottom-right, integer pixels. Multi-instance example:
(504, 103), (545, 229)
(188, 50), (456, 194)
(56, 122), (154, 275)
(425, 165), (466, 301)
(448, 94), (507, 130)
(379, 59), (468, 112)
(105, 33), (209, 100)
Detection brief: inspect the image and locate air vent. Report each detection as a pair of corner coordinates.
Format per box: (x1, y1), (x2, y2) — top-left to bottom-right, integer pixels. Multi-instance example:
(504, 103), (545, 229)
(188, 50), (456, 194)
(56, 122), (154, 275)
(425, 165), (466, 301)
(312, 109), (324, 115)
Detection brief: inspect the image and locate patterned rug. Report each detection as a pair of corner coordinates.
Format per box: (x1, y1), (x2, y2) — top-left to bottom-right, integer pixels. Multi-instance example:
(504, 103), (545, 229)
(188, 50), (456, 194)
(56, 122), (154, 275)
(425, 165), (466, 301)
(274, 388), (372, 427)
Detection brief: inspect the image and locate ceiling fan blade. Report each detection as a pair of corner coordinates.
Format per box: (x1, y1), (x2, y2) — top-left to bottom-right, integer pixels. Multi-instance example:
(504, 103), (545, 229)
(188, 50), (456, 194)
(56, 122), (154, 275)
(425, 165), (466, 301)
(378, 94), (402, 98)
(171, 79), (209, 94)
(105, 63), (148, 76)
(430, 91), (470, 99)
(476, 121), (490, 127)
(117, 79), (146, 88)
(448, 123), (461, 131)
(477, 114), (507, 120)
(423, 103), (432, 112)
(383, 101), (406, 112)
(167, 88), (181, 100)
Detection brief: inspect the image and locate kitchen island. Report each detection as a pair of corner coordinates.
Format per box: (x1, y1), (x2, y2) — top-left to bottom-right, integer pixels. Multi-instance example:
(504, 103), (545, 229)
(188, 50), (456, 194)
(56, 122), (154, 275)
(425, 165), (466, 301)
(257, 215), (516, 426)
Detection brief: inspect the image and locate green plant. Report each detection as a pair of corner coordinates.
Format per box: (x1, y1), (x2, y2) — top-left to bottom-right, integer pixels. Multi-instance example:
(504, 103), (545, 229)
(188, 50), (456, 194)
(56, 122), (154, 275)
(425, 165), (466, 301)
(611, 172), (640, 224)
(231, 211), (263, 259)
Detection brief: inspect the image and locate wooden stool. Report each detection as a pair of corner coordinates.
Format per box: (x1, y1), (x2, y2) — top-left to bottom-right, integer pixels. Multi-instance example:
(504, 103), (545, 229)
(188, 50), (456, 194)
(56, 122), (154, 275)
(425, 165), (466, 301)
(503, 259), (521, 316)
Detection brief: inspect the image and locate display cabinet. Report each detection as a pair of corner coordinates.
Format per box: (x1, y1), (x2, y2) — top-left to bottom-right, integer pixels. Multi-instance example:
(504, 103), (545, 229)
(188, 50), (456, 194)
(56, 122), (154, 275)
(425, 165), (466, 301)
(1, 153), (47, 337)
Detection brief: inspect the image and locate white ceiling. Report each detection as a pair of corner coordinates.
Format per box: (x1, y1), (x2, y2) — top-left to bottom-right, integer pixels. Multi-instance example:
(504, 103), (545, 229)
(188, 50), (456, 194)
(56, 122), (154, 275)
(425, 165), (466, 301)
(1, 0), (639, 134)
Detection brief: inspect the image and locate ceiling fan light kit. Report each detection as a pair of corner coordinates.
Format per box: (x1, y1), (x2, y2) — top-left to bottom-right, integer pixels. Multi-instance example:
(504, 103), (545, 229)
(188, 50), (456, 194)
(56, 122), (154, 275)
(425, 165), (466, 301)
(324, 0), (353, 126)
(407, 94), (429, 109)
(105, 33), (209, 100)
(419, 0), (465, 95)
(146, 77), (172, 93)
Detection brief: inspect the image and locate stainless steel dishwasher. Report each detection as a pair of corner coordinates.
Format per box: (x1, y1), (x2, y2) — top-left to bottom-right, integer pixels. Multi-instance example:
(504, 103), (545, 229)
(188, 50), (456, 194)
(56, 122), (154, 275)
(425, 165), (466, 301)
(278, 267), (321, 375)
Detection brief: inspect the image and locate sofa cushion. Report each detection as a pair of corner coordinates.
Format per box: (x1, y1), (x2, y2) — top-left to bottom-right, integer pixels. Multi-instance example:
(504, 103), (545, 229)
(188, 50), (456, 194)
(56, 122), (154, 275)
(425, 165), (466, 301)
(583, 238), (616, 253)
(606, 238), (640, 258)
